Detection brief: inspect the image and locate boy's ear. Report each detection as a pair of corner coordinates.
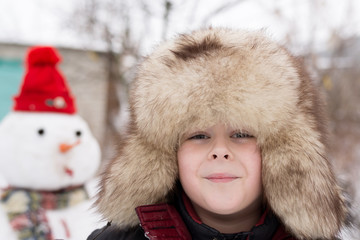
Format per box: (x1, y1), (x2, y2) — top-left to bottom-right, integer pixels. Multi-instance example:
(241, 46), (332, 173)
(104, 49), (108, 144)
(262, 125), (346, 239)
(95, 132), (178, 229)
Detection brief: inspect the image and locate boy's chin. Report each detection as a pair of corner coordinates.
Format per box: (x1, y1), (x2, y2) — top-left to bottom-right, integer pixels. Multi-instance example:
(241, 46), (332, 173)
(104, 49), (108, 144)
(200, 195), (263, 216)
(198, 198), (248, 215)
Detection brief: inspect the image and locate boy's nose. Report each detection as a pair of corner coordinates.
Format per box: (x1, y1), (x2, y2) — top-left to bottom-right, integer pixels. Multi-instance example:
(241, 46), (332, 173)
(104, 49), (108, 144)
(209, 143), (232, 160)
(212, 154), (229, 159)
(208, 135), (233, 160)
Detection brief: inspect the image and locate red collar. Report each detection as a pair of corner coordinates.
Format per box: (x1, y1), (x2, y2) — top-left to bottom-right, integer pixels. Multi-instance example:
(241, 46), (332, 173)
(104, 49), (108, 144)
(135, 203), (191, 240)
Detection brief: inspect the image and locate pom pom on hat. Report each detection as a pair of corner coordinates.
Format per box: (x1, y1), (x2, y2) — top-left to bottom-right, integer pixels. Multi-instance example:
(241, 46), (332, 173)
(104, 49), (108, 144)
(13, 46), (76, 114)
(27, 46), (60, 66)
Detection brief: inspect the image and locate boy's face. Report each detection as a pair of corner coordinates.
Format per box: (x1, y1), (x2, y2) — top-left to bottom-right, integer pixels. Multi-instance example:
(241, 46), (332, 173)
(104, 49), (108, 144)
(178, 123), (262, 218)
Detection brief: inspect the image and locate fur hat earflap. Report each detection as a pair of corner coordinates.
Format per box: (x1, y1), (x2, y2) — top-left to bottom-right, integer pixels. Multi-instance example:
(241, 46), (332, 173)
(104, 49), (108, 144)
(96, 27), (347, 239)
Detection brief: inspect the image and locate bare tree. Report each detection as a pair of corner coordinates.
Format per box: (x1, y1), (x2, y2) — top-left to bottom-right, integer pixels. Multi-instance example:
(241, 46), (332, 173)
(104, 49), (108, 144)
(68, 0), (249, 160)
(200, 0), (248, 26)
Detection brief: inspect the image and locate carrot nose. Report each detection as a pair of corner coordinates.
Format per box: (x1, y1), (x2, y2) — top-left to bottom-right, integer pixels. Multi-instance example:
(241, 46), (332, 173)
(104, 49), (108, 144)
(59, 140), (80, 153)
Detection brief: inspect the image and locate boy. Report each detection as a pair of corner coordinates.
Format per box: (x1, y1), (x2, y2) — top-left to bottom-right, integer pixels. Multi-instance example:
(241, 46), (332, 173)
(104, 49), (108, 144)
(88, 28), (347, 239)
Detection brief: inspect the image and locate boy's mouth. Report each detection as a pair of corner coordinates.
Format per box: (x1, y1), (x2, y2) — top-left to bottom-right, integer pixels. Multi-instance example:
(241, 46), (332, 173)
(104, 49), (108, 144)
(205, 173), (238, 183)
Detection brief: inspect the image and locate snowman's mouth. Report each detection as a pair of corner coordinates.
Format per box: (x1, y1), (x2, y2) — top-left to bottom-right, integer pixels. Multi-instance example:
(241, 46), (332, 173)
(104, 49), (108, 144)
(64, 166), (74, 177)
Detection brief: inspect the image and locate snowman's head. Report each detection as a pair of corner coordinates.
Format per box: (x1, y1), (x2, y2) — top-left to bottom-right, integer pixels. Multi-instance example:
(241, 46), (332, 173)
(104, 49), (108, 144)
(0, 112), (101, 190)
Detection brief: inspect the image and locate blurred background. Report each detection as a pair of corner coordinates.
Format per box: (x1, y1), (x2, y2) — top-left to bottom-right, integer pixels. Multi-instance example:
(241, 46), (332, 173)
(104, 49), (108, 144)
(0, 0), (359, 230)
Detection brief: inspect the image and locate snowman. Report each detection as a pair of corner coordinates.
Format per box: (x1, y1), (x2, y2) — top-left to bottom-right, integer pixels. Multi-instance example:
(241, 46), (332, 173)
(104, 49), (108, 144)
(0, 46), (104, 240)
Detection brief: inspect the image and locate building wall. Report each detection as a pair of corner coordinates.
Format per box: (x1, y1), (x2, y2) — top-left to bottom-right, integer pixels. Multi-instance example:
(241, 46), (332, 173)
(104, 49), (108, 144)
(0, 57), (23, 119)
(0, 43), (108, 152)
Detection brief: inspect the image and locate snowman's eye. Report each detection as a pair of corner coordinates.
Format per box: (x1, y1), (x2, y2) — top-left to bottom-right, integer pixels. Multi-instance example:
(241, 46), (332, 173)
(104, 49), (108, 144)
(75, 130), (82, 137)
(38, 129), (45, 136)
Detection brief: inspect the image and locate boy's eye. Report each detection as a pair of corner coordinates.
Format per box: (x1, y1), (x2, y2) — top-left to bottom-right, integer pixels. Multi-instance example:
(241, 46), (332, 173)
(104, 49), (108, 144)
(189, 134), (209, 140)
(232, 132), (253, 138)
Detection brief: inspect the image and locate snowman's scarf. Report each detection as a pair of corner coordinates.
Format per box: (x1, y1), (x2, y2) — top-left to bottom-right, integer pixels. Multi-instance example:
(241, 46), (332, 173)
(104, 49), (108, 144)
(1, 186), (88, 240)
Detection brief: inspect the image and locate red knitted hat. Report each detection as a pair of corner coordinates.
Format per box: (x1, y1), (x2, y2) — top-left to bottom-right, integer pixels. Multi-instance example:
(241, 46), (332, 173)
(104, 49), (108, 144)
(13, 46), (76, 114)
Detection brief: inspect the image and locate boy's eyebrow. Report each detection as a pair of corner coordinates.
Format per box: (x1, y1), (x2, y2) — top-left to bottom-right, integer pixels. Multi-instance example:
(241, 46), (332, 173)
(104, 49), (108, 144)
(171, 35), (225, 61)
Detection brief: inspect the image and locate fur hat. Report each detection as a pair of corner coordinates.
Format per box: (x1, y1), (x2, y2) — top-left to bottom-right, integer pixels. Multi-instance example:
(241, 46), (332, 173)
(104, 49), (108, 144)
(96, 28), (346, 239)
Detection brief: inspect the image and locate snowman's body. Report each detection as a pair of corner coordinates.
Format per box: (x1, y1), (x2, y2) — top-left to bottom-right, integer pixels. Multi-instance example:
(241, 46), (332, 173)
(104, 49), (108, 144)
(0, 112), (104, 240)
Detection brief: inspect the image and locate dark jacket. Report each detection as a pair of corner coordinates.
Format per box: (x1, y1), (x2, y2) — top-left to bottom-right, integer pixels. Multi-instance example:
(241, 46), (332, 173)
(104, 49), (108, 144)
(88, 193), (296, 240)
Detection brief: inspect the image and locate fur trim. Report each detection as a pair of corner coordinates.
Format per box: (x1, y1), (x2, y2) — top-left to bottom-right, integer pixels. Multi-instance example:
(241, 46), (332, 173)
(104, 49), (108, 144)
(96, 28), (346, 239)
